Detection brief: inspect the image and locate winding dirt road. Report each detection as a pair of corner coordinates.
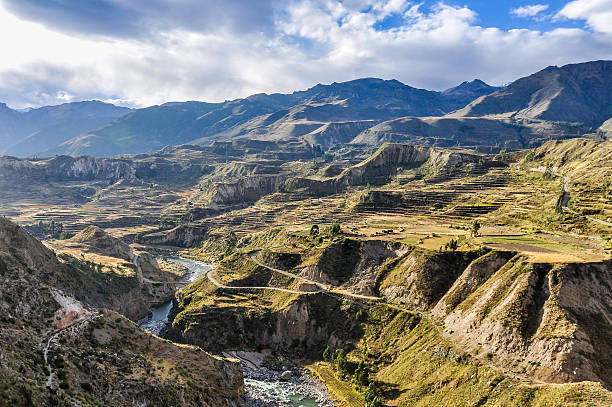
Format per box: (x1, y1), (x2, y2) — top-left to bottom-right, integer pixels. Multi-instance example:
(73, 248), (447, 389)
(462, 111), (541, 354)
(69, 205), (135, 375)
(250, 253), (381, 301)
(205, 267), (320, 294)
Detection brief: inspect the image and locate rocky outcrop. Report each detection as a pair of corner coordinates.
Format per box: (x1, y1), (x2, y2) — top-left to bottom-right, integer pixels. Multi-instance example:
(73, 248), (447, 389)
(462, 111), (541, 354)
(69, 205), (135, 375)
(71, 225), (133, 261)
(53, 225), (181, 319)
(140, 224), (209, 247)
(167, 292), (358, 356)
(377, 248), (482, 311)
(299, 239), (409, 294)
(209, 175), (286, 206)
(432, 250), (517, 316)
(282, 143), (481, 196)
(0, 216), (244, 406)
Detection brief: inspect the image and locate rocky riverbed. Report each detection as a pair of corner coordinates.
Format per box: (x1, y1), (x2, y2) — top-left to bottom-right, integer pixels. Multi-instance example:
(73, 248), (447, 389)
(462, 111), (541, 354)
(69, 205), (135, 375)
(225, 351), (334, 407)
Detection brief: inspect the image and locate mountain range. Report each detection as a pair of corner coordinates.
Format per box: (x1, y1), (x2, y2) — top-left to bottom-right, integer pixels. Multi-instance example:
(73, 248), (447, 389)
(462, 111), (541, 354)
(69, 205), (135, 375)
(1, 60), (611, 157)
(0, 101), (131, 157)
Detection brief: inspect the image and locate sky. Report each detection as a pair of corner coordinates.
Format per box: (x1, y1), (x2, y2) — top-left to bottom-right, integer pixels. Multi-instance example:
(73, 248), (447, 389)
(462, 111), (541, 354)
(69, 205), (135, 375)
(0, 0), (611, 109)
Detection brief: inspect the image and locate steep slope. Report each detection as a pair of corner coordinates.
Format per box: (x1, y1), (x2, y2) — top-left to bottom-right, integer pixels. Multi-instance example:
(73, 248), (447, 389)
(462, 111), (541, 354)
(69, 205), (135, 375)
(0, 102), (23, 151)
(454, 60), (612, 125)
(0, 101), (130, 157)
(0, 216), (244, 406)
(168, 228), (612, 405)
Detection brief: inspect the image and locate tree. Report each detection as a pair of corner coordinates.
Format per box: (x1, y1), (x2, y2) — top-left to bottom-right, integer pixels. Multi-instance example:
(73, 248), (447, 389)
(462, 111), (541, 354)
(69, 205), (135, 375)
(353, 361), (369, 386)
(322, 346), (331, 361)
(471, 219), (481, 237)
(333, 349), (347, 373)
(310, 224), (320, 237)
(329, 223), (341, 236)
(445, 238), (458, 251)
(364, 382), (382, 407)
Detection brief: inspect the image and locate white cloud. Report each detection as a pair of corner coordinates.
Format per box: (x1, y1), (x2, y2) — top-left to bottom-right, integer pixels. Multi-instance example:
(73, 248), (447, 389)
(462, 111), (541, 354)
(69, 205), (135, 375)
(557, 0), (612, 34)
(0, 1), (611, 109)
(511, 4), (549, 18)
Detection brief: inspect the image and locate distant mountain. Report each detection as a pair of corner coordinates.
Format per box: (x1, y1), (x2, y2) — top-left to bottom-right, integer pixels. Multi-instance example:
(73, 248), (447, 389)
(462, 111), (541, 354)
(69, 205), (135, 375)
(49, 78), (494, 157)
(442, 79), (502, 107)
(0, 101), (131, 156)
(454, 60), (612, 125)
(0, 103), (23, 151)
(10, 61), (612, 158)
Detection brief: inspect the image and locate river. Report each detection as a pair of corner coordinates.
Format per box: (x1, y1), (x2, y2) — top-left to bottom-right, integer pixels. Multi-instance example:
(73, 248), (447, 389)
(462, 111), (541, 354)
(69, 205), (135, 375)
(139, 256), (334, 407)
(138, 257), (210, 335)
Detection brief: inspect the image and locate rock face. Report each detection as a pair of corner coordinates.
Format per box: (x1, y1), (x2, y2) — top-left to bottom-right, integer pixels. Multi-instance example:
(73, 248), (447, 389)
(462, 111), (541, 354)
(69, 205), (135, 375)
(52, 225), (182, 319)
(377, 248), (483, 311)
(167, 292), (358, 356)
(173, 237), (612, 391)
(300, 239), (409, 295)
(0, 155), (137, 183)
(280, 143), (482, 198)
(210, 175), (286, 206)
(141, 224), (209, 247)
(0, 216), (244, 406)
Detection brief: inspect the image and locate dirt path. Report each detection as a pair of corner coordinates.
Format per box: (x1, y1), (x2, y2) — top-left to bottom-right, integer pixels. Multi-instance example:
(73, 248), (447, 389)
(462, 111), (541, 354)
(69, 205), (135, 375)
(205, 268), (320, 294)
(251, 253), (381, 301)
(250, 254), (328, 291)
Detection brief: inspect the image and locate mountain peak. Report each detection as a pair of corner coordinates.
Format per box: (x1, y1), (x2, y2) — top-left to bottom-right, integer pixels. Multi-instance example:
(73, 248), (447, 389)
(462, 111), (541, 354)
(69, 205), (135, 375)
(441, 79), (501, 107)
(455, 60), (612, 125)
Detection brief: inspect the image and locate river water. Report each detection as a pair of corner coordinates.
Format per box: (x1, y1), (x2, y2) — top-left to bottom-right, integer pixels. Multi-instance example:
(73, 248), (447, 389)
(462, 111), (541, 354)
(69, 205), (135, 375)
(138, 257), (210, 335)
(139, 256), (333, 407)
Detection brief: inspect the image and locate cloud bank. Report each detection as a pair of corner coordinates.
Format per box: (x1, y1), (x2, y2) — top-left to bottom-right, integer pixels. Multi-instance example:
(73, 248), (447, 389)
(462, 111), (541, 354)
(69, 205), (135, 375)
(0, 0), (611, 109)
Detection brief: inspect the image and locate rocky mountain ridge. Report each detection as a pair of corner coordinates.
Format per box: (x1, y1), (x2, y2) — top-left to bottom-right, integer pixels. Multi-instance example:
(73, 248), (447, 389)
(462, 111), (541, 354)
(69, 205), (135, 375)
(0, 100), (130, 157)
(22, 77), (502, 157)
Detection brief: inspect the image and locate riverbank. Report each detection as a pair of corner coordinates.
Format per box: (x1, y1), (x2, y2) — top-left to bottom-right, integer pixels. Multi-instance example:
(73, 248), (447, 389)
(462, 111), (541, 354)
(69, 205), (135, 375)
(225, 351), (334, 407)
(139, 256), (335, 406)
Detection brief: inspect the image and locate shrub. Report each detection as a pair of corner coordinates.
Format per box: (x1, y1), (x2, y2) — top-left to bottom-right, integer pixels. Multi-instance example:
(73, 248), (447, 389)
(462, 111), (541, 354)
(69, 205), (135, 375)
(322, 346), (331, 361)
(329, 223), (341, 236)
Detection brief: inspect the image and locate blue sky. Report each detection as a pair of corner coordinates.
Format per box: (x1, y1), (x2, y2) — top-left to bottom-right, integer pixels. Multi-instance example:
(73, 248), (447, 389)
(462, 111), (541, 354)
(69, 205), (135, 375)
(0, 0), (610, 108)
(441, 1), (576, 29)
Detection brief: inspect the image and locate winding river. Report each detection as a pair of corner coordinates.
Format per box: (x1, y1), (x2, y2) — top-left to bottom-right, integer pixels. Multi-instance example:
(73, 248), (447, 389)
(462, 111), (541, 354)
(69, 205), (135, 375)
(139, 257), (333, 407)
(138, 257), (210, 335)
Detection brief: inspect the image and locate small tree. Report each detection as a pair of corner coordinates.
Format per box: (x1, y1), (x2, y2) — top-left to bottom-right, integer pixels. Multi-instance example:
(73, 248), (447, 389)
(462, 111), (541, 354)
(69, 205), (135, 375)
(310, 224), (320, 237)
(334, 349), (347, 373)
(329, 223), (341, 236)
(322, 346), (331, 361)
(471, 219), (481, 237)
(353, 361), (369, 387)
(364, 382), (382, 407)
(445, 238), (458, 251)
